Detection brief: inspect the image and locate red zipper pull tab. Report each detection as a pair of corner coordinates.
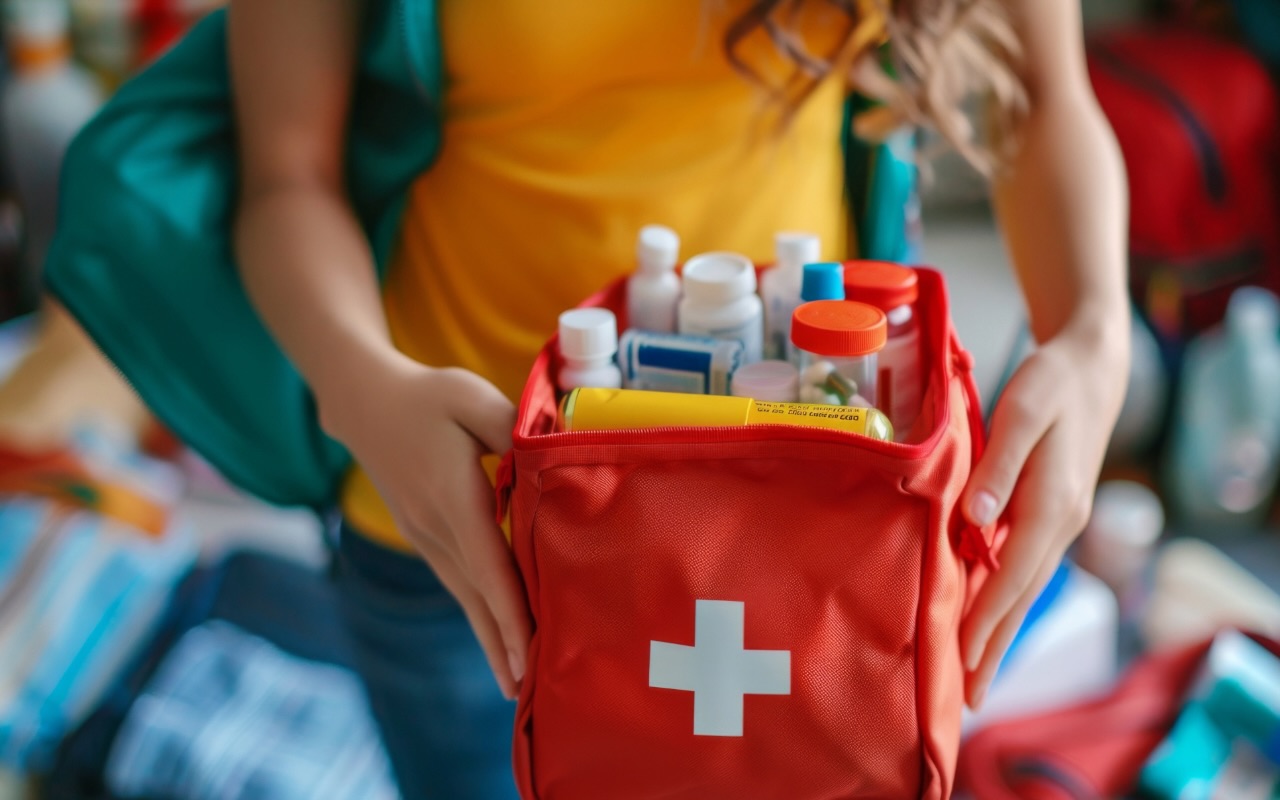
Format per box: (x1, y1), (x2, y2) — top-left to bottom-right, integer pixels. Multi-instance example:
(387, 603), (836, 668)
(951, 342), (976, 375)
(958, 522), (1001, 572)
(494, 451), (515, 527)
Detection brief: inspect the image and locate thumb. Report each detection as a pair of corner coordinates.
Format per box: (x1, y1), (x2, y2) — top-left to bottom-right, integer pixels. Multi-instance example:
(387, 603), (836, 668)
(962, 361), (1053, 527)
(445, 370), (517, 455)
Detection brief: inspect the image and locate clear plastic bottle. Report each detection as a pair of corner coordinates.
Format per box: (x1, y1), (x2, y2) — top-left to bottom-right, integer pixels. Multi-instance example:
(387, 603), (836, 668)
(1166, 287), (1280, 528)
(627, 225), (681, 334)
(761, 232), (820, 360)
(843, 261), (921, 439)
(730, 360), (799, 402)
(678, 252), (764, 364)
(790, 300), (887, 408)
(557, 308), (623, 392)
(2, 0), (103, 305)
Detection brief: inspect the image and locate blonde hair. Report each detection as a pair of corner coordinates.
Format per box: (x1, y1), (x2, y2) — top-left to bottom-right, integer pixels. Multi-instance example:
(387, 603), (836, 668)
(725, 0), (1029, 173)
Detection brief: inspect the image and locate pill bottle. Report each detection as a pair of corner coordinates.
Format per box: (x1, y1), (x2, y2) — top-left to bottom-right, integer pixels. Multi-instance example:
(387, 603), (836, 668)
(627, 225), (681, 334)
(761, 232), (820, 360)
(730, 360), (799, 402)
(790, 300), (887, 407)
(557, 308), (622, 392)
(843, 261), (921, 438)
(678, 252), (763, 364)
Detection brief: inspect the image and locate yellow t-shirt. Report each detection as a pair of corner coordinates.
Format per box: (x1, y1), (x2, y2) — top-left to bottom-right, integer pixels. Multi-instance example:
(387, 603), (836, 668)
(343, 0), (886, 549)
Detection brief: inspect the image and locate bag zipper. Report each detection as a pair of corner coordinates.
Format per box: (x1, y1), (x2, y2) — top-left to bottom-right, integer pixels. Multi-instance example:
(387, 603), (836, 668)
(1090, 44), (1228, 204)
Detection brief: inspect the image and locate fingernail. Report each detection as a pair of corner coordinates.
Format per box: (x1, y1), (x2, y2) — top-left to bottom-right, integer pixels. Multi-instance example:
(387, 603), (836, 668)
(969, 491), (998, 526)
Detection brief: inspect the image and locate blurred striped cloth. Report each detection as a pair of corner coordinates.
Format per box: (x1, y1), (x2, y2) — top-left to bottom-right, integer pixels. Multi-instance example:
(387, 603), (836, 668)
(0, 427), (196, 773)
(105, 621), (399, 800)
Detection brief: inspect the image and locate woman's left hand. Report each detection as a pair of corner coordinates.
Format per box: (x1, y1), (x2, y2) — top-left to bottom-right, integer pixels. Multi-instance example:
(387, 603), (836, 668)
(958, 309), (1130, 710)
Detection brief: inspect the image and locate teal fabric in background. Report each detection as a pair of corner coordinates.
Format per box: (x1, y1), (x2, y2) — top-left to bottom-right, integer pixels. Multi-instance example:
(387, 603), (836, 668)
(46, 0), (444, 511)
(46, 3), (916, 511)
(1232, 0), (1280, 71)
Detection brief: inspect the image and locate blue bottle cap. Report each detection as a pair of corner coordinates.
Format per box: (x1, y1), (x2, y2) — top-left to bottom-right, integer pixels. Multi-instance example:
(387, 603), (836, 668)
(801, 262), (845, 302)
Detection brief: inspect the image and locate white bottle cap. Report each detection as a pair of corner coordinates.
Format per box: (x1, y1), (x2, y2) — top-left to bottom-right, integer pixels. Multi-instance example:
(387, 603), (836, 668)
(558, 308), (619, 360)
(775, 232), (821, 273)
(5, 0), (70, 44)
(637, 225), (680, 274)
(731, 360), (799, 402)
(682, 252), (756, 305)
(1226, 286), (1280, 338)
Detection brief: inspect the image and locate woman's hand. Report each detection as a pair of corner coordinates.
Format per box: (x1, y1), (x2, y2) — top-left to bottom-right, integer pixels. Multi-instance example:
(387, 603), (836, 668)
(958, 310), (1130, 710)
(323, 359), (531, 700)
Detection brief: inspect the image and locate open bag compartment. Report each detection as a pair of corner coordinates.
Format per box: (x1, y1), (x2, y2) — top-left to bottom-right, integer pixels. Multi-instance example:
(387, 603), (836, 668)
(502, 268), (1000, 800)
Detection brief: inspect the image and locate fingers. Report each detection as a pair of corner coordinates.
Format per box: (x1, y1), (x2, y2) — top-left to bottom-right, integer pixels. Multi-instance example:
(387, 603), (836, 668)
(444, 369), (517, 455)
(960, 499), (1058, 674)
(964, 553), (1064, 710)
(961, 355), (1056, 528)
(438, 460), (533, 694)
(420, 541), (522, 700)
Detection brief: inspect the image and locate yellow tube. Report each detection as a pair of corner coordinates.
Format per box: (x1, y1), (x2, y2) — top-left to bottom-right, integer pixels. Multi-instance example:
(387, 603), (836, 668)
(558, 388), (893, 440)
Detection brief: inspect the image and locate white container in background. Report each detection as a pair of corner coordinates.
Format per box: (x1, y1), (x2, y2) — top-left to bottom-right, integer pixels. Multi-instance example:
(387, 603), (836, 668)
(627, 225), (681, 334)
(962, 564), (1118, 737)
(1077, 480), (1165, 601)
(557, 308), (622, 392)
(678, 252), (763, 364)
(2, 0), (104, 303)
(730, 360), (799, 402)
(761, 232), (820, 360)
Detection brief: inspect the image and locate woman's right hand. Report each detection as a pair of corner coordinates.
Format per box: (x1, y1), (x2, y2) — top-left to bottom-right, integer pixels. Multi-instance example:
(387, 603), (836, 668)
(322, 358), (531, 700)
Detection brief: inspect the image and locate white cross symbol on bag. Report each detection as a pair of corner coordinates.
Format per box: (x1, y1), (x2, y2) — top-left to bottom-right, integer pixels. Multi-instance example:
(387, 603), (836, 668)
(648, 599), (791, 737)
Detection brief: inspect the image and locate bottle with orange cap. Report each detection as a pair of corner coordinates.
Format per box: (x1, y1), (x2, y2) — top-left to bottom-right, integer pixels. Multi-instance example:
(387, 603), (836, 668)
(843, 261), (922, 439)
(2, 0), (103, 304)
(790, 300), (888, 410)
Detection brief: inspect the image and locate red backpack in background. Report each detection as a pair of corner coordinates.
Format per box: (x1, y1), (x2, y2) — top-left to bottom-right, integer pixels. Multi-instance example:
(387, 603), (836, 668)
(956, 633), (1280, 799)
(1088, 29), (1280, 342)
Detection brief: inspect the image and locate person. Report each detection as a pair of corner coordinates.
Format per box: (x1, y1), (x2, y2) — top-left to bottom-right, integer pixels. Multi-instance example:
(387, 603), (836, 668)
(229, 0), (1129, 796)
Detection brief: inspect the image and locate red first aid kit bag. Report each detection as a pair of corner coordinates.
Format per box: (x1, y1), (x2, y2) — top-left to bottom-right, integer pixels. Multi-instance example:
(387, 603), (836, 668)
(1087, 29), (1280, 341)
(499, 267), (999, 799)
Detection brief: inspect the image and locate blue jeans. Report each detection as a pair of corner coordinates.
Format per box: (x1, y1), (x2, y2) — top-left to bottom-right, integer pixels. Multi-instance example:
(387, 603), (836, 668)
(333, 526), (519, 800)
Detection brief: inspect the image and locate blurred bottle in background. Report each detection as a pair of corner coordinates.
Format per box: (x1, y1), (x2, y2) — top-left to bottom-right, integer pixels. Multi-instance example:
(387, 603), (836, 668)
(1106, 310), (1170, 464)
(0, 33), (23, 322)
(70, 0), (134, 88)
(1166, 287), (1280, 529)
(2, 0), (104, 309)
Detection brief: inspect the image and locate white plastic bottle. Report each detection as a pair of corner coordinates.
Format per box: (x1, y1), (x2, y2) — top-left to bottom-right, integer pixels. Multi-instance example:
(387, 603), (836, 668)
(2, 0), (104, 303)
(761, 232), (820, 360)
(1167, 287), (1280, 528)
(678, 252), (764, 364)
(557, 308), (623, 392)
(627, 225), (681, 334)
